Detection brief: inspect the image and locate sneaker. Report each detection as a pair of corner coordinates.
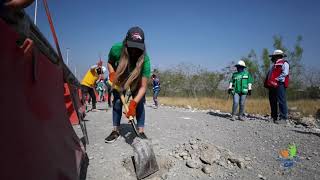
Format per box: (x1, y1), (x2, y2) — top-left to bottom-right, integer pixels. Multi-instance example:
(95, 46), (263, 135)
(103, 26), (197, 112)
(139, 132), (148, 139)
(238, 116), (246, 121)
(105, 131), (120, 143)
(230, 115), (236, 121)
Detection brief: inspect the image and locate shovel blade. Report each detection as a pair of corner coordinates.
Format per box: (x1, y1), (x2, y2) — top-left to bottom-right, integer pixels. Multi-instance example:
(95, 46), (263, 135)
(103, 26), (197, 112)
(132, 138), (159, 179)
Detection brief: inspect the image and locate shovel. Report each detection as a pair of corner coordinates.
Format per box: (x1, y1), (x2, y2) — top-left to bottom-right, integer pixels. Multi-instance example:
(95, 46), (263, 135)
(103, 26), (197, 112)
(119, 93), (159, 179)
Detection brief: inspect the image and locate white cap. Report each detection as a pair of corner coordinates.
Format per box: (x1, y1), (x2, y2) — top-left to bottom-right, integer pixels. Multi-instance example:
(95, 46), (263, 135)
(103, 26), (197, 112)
(269, 49), (287, 57)
(235, 60), (246, 67)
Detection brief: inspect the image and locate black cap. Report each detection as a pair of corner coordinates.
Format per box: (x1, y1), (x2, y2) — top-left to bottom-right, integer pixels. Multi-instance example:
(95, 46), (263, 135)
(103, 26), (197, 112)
(126, 26), (145, 51)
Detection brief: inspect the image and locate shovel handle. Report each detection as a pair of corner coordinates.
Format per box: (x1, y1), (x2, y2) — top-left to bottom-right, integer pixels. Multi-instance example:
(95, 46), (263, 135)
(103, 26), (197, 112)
(119, 93), (140, 137)
(119, 94), (134, 121)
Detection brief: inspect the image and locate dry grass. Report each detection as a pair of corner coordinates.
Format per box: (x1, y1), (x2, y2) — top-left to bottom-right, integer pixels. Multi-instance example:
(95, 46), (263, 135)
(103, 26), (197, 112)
(148, 96), (320, 116)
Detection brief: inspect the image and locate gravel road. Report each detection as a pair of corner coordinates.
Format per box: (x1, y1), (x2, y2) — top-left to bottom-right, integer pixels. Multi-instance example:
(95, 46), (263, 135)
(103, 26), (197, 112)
(74, 101), (320, 180)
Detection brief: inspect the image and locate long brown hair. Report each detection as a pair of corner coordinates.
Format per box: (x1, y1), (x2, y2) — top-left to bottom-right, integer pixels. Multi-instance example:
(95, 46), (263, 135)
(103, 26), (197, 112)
(113, 41), (145, 91)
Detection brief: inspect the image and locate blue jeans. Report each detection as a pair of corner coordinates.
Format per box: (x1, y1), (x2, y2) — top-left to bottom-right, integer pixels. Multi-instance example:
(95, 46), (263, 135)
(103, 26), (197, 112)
(112, 91), (145, 128)
(153, 89), (160, 106)
(232, 93), (247, 116)
(268, 83), (288, 120)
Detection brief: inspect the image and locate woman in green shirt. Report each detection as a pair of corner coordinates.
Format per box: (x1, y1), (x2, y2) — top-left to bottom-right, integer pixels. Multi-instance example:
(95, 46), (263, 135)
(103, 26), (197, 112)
(228, 60), (253, 121)
(105, 27), (151, 143)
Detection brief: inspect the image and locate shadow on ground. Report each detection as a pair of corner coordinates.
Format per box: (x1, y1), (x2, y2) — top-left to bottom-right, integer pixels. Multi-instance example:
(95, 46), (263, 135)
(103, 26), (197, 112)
(292, 129), (320, 137)
(207, 111), (231, 118)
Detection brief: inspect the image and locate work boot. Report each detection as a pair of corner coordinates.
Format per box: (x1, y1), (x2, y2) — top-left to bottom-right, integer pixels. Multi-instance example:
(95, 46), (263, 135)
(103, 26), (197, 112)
(139, 132), (148, 139)
(105, 131), (120, 143)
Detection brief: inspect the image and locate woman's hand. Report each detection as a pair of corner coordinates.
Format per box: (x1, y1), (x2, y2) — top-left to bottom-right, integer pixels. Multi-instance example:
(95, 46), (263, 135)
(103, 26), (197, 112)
(125, 100), (137, 118)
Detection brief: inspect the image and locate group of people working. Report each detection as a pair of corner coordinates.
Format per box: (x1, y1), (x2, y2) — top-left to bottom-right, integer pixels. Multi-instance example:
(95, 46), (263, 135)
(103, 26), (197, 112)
(2, 0), (290, 144)
(81, 26), (290, 145)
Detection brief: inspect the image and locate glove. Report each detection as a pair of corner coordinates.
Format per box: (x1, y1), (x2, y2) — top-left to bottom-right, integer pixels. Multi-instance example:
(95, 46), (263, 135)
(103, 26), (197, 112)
(228, 89), (233, 94)
(109, 72), (116, 83)
(126, 100), (137, 118)
(248, 90), (252, 96)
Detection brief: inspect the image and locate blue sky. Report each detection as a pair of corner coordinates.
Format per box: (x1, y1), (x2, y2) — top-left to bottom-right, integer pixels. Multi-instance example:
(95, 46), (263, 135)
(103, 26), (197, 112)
(25, 0), (320, 78)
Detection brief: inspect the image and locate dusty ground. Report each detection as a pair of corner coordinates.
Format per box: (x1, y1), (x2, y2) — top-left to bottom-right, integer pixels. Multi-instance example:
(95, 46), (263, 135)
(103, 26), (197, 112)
(74, 101), (320, 180)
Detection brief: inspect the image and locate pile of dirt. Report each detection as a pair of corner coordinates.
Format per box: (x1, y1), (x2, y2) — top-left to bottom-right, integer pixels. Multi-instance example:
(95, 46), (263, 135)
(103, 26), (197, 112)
(169, 138), (252, 176)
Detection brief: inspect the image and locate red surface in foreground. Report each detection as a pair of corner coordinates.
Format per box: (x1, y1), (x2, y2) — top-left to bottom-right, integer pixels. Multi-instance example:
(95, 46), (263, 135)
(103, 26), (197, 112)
(0, 19), (83, 180)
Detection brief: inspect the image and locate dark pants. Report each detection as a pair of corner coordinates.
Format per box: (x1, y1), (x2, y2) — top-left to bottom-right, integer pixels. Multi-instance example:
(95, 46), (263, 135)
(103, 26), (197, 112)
(81, 85), (96, 109)
(112, 91), (145, 128)
(268, 83), (288, 120)
(107, 89), (112, 106)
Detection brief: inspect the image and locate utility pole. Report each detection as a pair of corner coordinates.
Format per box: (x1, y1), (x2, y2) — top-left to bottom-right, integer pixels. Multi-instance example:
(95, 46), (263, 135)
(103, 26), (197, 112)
(66, 48), (70, 66)
(34, 0), (38, 25)
(74, 67), (77, 79)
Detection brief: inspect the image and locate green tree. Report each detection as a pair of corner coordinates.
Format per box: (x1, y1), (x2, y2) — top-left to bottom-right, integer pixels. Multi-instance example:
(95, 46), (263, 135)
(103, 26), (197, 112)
(261, 48), (270, 75)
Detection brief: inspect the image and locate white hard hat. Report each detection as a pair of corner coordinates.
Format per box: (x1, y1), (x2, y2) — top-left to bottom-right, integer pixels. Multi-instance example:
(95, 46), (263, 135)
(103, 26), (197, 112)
(269, 49), (287, 57)
(102, 66), (107, 73)
(236, 60), (246, 67)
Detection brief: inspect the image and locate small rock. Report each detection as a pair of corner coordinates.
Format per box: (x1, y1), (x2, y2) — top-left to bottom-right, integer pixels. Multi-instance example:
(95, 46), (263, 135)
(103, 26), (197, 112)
(200, 145), (221, 165)
(192, 145), (199, 150)
(182, 155), (189, 160)
(296, 117), (317, 127)
(173, 154), (180, 159)
(216, 161), (229, 169)
(186, 160), (201, 169)
(258, 174), (267, 180)
(89, 156), (94, 160)
(246, 165), (253, 170)
(189, 140), (197, 145)
(306, 157), (311, 160)
(161, 174), (168, 180)
(294, 124), (304, 128)
(202, 166), (213, 174)
(179, 151), (188, 157)
(244, 157), (251, 161)
(228, 156), (245, 169)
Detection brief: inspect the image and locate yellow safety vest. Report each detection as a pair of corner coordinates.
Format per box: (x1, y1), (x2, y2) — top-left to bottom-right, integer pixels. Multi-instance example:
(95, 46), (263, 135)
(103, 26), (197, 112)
(81, 69), (99, 88)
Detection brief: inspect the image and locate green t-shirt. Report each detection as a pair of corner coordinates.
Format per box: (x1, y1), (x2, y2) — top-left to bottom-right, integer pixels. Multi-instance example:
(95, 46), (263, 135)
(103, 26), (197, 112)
(108, 42), (151, 78)
(229, 71), (253, 94)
